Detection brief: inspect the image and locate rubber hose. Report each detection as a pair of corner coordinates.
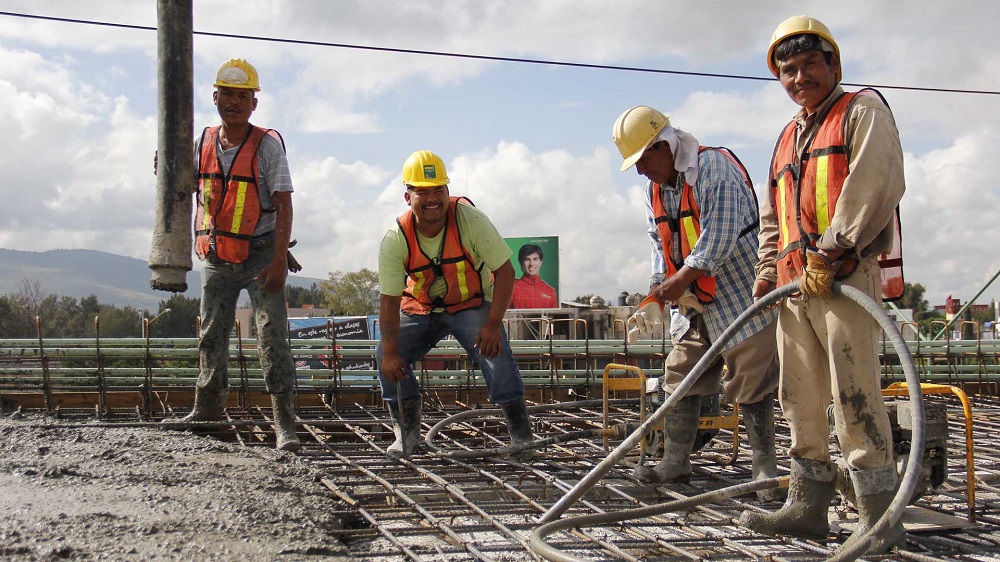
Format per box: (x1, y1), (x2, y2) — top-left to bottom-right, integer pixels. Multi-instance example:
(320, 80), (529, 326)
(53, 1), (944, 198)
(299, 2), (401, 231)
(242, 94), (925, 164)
(531, 281), (924, 562)
(423, 399), (640, 458)
(827, 284), (924, 561)
(530, 477), (787, 562)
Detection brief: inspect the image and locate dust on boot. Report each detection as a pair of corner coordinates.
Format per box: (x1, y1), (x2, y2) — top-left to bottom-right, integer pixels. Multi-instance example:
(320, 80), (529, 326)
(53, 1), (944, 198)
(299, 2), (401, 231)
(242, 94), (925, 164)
(162, 386), (228, 428)
(633, 395), (701, 484)
(387, 397), (422, 461)
(840, 466), (906, 554)
(740, 457), (837, 539)
(271, 393), (301, 452)
(742, 394), (785, 502)
(501, 397), (535, 462)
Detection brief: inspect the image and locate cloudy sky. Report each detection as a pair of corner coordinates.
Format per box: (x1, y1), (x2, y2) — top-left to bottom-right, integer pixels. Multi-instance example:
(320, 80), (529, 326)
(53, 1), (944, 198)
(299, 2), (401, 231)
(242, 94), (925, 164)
(0, 0), (998, 310)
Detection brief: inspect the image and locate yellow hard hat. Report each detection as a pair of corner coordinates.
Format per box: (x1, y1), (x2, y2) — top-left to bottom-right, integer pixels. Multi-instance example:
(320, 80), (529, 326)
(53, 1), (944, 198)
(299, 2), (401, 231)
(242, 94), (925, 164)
(612, 106), (670, 172)
(214, 58), (260, 92)
(767, 15), (841, 81)
(402, 150), (450, 188)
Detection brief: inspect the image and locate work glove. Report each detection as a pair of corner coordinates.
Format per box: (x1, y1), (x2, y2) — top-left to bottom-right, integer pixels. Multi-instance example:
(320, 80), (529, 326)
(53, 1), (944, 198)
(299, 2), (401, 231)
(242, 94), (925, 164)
(801, 248), (836, 298)
(286, 239), (302, 273)
(626, 295), (664, 344)
(675, 289), (704, 314)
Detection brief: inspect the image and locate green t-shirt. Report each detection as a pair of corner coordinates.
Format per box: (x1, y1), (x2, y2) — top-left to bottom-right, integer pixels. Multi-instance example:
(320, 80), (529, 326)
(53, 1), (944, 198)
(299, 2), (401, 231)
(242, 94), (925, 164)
(379, 203), (512, 303)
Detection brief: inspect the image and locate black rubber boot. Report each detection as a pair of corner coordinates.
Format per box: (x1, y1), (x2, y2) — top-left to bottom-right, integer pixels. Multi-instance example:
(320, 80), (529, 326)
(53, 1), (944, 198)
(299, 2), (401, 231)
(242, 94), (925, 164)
(502, 398), (535, 461)
(633, 395), (701, 484)
(841, 466), (906, 554)
(740, 457), (837, 539)
(387, 397), (422, 461)
(742, 394), (785, 502)
(162, 386), (227, 428)
(271, 393), (301, 452)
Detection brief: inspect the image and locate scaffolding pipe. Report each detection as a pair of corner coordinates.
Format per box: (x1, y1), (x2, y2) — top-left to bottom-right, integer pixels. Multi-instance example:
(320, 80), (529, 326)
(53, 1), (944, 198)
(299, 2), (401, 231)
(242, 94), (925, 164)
(148, 0), (194, 292)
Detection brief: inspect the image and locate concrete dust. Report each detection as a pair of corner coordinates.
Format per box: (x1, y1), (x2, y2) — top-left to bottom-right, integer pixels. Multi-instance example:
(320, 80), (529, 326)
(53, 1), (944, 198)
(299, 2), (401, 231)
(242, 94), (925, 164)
(0, 414), (353, 561)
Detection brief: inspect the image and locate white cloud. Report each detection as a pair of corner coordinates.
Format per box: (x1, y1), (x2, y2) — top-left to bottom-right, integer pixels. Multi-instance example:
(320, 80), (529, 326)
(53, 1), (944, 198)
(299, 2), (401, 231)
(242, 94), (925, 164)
(901, 133), (1000, 305)
(2, 0), (1000, 314)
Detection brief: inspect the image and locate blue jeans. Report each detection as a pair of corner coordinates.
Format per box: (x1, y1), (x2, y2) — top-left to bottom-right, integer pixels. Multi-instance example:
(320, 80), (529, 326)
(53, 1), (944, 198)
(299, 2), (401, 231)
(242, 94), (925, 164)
(199, 244), (295, 394)
(377, 303), (524, 405)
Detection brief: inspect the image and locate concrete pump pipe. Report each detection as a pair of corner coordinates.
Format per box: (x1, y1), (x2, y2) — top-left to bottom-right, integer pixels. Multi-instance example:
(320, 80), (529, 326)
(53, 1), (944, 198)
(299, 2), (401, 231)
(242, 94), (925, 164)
(148, 0), (194, 293)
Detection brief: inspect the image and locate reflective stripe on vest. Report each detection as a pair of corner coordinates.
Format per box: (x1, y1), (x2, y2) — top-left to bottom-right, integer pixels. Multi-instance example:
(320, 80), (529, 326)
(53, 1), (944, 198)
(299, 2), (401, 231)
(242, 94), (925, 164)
(769, 88), (904, 300)
(650, 146), (756, 304)
(398, 196), (485, 314)
(194, 125), (276, 264)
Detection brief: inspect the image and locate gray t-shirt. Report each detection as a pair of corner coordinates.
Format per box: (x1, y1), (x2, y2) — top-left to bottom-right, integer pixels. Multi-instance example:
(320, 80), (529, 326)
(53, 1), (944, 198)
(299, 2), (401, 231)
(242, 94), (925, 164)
(195, 127), (294, 236)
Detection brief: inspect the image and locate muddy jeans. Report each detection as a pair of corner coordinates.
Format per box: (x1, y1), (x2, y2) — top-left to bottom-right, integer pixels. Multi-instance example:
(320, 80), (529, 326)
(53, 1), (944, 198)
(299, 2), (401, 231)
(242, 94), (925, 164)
(376, 302), (525, 406)
(777, 259), (893, 470)
(662, 315), (779, 405)
(198, 244), (295, 394)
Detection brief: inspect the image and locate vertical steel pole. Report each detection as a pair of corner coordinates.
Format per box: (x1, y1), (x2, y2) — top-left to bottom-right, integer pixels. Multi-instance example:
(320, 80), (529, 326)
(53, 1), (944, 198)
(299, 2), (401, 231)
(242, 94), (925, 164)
(148, 0), (194, 292)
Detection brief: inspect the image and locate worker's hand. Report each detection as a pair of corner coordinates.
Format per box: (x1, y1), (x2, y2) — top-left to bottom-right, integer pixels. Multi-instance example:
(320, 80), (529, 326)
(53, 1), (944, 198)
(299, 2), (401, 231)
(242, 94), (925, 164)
(801, 249), (836, 298)
(381, 352), (410, 382)
(753, 279), (775, 300)
(475, 321), (504, 357)
(626, 296), (664, 344)
(254, 258), (288, 294)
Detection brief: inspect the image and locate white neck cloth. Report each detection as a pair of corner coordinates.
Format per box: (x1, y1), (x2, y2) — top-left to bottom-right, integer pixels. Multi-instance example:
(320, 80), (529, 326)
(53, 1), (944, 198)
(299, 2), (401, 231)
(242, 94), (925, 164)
(655, 126), (700, 187)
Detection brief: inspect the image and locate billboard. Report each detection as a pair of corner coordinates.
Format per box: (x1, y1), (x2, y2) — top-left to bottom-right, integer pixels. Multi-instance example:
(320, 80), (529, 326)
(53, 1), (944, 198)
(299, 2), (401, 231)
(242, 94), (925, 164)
(288, 316), (378, 371)
(504, 236), (559, 309)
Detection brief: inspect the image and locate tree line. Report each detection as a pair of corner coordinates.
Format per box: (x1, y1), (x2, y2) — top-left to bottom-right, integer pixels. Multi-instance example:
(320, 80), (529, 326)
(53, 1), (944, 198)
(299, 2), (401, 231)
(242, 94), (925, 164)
(0, 268), (382, 339)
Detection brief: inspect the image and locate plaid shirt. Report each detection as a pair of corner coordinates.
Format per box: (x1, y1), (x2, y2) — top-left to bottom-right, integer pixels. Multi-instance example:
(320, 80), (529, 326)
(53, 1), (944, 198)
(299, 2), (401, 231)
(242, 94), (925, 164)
(646, 148), (777, 352)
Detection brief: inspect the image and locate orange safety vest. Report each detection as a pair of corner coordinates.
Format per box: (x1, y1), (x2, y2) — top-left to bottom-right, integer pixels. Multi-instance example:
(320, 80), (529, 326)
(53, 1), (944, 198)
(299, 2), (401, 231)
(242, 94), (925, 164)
(194, 125), (283, 264)
(770, 89), (904, 300)
(651, 146), (756, 304)
(398, 196), (486, 314)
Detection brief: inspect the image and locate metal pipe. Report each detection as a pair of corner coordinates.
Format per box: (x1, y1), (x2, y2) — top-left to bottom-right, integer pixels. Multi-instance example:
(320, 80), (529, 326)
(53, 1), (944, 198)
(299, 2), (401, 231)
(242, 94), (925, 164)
(148, 0), (194, 292)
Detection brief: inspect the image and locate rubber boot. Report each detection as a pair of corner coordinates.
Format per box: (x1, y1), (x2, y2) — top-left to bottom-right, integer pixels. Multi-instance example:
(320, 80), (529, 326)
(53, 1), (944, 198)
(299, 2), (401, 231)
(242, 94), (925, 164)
(633, 395), (701, 484)
(387, 397), (422, 461)
(841, 466), (906, 554)
(502, 398), (535, 462)
(271, 393), (301, 452)
(742, 394), (785, 502)
(740, 457), (837, 539)
(692, 393), (721, 452)
(162, 386), (227, 428)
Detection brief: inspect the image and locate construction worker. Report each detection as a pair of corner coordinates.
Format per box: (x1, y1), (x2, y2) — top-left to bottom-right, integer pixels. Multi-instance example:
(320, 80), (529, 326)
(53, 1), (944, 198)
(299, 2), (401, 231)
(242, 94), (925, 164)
(613, 106), (782, 501)
(163, 59), (300, 452)
(376, 150), (533, 461)
(741, 16), (906, 554)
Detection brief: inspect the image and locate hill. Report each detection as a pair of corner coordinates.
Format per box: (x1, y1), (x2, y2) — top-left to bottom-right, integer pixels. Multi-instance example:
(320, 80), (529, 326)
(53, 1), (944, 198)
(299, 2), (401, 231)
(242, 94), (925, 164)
(0, 248), (326, 311)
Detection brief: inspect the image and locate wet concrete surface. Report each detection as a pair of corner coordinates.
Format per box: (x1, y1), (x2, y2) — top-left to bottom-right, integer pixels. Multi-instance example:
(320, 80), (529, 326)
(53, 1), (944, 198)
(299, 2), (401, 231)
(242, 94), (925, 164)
(0, 415), (353, 561)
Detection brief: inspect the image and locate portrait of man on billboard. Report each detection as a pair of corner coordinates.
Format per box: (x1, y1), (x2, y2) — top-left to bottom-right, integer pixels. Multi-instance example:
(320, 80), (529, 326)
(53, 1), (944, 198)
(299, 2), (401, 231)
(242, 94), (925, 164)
(510, 242), (558, 309)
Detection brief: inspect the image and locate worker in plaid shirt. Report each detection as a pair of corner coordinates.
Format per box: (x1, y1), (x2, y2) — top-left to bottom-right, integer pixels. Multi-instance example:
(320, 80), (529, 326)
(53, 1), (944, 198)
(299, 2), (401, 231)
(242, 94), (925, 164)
(613, 105), (781, 501)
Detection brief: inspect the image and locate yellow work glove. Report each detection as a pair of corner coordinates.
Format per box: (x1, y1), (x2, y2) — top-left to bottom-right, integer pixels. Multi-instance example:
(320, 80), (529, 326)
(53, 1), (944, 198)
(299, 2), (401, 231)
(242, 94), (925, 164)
(801, 249), (836, 298)
(626, 295), (664, 344)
